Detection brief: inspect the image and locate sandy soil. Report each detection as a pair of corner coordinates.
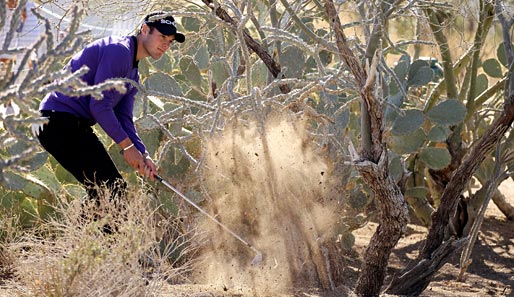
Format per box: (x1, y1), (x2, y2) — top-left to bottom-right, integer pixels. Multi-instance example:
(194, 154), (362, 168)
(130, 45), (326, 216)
(0, 185), (512, 297)
(157, 181), (514, 297)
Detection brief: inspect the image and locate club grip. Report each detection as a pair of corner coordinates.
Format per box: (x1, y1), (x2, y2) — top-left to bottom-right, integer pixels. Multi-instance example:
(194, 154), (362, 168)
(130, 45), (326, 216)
(154, 174), (164, 183)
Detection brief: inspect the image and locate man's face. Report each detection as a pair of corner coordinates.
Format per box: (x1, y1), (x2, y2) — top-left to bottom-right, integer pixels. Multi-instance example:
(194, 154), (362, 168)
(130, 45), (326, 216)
(140, 25), (176, 60)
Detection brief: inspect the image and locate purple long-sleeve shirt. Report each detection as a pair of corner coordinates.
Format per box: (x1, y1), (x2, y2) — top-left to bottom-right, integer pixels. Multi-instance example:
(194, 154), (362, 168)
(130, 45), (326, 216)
(39, 35), (146, 154)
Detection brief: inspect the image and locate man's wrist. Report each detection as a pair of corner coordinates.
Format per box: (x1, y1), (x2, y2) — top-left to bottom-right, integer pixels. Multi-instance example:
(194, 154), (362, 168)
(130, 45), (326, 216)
(120, 143), (135, 155)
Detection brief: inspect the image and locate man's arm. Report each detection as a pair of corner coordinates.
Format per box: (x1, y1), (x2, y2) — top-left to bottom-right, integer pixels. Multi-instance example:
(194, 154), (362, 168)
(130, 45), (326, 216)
(89, 44), (131, 145)
(114, 89), (158, 179)
(87, 43), (156, 179)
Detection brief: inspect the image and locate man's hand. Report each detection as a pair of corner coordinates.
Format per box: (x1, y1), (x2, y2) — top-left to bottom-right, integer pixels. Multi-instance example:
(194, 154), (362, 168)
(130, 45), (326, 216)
(119, 139), (157, 180)
(143, 155), (157, 181)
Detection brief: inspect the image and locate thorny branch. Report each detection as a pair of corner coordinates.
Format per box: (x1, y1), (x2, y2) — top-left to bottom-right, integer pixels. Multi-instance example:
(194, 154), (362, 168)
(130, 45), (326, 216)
(201, 0), (291, 94)
(0, 5), (86, 177)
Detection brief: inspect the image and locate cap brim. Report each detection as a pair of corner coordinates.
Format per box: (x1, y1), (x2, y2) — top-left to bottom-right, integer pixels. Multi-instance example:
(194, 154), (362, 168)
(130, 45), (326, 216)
(174, 33), (185, 43)
(152, 24), (185, 43)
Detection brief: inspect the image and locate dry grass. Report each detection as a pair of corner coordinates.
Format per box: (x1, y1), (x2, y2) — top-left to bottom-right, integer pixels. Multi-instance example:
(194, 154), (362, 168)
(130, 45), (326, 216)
(1, 184), (199, 297)
(0, 244), (14, 285)
(0, 211), (19, 286)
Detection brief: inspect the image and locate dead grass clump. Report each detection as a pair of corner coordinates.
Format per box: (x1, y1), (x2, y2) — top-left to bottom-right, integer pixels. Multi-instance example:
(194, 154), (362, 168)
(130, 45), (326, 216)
(0, 242), (14, 284)
(10, 184), (198, 297)
(0, 213), (18, 285)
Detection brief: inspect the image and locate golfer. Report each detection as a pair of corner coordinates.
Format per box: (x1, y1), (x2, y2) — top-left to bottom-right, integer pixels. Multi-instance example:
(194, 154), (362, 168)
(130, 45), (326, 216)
(35, 11), (185, 201)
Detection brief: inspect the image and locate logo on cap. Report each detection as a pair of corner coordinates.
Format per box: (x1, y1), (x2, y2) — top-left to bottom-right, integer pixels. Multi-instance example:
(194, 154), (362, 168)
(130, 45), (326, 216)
(160, 19), (176, 26)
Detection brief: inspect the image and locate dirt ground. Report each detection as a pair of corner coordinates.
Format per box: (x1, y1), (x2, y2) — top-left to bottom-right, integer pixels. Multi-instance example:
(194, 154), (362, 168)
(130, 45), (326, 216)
(0, 187), (512, 297)
(159, 182), (514, 297)
(0, 156), (512, 297)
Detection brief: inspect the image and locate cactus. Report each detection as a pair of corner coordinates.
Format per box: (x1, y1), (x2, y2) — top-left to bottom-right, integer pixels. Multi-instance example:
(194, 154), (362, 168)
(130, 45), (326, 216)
(427, 125), (452, 142)
(391, 109), (424, 136)
(136, 116), (161, 131)
(389, 129), (426, 155)
(338, 232), (355, 251)
(0, 1), (511, 281)
(159, 149), (191, 180)
(407, 59), (434, 87)
(0, 187), (24, 209)
(419, 147), (451, 170)
(474, 155), (495, 183)
(496, 42), (513, 67)
(482, 58), (503, 78)
(19, 152), (48, 172)
(388, 155), (402, 182)
(347, 187), (372, 211)
(251, 60), (269, 88)
(211, 60), (229, 88)
(404, 186), (433, 226)
(22, 175), (52, 201)
(475, 73), (489, 96)
(54, 164), (78, 184)
(18, 197), (38, 227)
(138, 128), (163, 157)
(30, 165), (63, 194)
(155, 189), (179, 216)
(107, 143), (133, 174)
(192, 44), (210, 71)
(332, 108), (350, 138)
(151, 52), (175, 73)
(280, 45), (306, 79)
(179, 56), (202, 88)
(138, 58), (150, 77)
(63, 184), (87, 201)
(0, 171), (28, 191)
(144, 72), (183, 96)
(181, 16), (201, 32)
(426, 99), (467, 126)
(394, 55), (411, 81)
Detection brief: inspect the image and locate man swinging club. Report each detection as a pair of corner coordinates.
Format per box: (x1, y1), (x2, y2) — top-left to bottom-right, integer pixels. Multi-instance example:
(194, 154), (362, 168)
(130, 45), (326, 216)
(35, 11), (185, 203)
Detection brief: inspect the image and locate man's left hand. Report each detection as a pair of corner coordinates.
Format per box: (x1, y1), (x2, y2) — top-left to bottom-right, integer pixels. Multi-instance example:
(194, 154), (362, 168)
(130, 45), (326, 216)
(143, 155), (157, 181)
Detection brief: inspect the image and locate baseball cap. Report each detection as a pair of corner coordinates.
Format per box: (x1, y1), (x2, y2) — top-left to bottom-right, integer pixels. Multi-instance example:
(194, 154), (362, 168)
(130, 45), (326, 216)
(144, 12), (185, 43)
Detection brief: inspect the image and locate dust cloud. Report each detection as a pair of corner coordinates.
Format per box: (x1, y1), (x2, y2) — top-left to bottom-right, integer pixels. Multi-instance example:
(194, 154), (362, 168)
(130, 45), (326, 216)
(194, 115), (341, 294)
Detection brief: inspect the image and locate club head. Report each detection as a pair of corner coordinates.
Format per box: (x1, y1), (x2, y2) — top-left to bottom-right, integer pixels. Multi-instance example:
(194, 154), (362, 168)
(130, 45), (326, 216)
(251, 252), (263, 266)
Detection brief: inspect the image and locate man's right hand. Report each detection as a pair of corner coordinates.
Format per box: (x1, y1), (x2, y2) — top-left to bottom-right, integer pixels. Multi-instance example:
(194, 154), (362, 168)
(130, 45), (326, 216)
(119, 138), (149, 178)
(122, 145), (146, 174)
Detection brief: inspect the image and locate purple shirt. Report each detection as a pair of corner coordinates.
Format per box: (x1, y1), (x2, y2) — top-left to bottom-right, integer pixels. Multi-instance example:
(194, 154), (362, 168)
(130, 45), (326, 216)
(39, 35), (146, 154)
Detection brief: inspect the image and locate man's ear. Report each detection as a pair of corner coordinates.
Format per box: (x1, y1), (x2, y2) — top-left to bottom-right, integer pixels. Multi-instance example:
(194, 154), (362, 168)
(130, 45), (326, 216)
(141, 23), (151, 35)
(139, 23), (146, 35)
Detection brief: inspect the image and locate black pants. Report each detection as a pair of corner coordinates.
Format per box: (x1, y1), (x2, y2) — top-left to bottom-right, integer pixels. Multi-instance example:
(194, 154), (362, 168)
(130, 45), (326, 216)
(37, 110), (126, 202)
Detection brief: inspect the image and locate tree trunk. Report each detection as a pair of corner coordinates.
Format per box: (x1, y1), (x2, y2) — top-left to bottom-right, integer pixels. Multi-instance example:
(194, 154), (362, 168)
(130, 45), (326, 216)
(386, 95), (514, 295)
(323, 1), (409, 295)
(353, 155), (409, 296)
(422, 101), (514, 258)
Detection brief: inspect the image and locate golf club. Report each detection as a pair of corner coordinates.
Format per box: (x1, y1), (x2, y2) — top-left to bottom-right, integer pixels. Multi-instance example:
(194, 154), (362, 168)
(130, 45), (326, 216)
(154, 174), (263, 266)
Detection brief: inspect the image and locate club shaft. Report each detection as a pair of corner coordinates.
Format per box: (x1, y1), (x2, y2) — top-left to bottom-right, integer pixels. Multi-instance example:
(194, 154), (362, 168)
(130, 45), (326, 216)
(155, 175), (260, 254)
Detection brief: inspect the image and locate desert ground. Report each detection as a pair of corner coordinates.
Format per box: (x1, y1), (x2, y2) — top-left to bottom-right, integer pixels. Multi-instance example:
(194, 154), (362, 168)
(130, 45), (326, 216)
(153, 181), (514, 296)
(0, 183), (512, 297)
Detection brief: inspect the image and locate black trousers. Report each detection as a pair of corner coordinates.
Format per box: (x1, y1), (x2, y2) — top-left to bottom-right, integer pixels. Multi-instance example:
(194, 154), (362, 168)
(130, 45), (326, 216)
(37, 110), (126, 202)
